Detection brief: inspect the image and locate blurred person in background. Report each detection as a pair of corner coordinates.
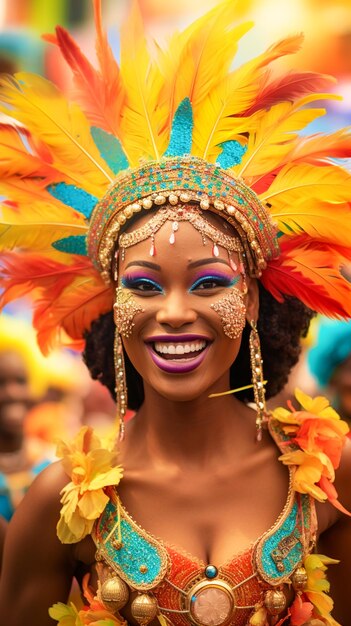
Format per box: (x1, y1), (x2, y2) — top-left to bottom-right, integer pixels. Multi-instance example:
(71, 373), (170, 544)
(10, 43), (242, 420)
(308, 317), (351, 427)
(0, 314), (51, 522)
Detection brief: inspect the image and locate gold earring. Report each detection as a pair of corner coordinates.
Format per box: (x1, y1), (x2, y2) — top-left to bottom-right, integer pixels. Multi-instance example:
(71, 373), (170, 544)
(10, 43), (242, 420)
(248, 319), (266, 442)
(114, 328), (127, 441)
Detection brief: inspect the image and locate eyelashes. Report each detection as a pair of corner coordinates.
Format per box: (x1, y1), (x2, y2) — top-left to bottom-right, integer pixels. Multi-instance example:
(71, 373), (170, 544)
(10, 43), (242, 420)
(121, 275), (163, 293)
(121, 272), (239, 294)
(189, 274), (239, 292)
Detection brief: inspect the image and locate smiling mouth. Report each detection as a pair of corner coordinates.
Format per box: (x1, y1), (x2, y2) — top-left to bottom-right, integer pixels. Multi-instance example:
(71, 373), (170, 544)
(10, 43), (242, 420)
(145, 337), (212, 374)
(152, 339), (208, 361)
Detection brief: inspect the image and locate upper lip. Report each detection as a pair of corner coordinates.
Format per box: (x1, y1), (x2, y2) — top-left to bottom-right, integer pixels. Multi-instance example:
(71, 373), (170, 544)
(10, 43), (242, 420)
(144, 334), (212, 343)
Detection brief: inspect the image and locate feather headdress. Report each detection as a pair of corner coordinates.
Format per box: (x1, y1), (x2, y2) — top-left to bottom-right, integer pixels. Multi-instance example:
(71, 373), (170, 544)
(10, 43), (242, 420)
(1, 0), (351, 354)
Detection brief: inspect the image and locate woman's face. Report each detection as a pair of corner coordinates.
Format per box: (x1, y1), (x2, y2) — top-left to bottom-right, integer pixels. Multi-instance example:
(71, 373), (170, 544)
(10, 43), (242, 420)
(116, 212), (258, 402)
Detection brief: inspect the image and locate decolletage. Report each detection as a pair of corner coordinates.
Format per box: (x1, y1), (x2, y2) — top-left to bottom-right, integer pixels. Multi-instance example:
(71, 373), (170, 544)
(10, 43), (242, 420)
(93, 419), (316, 626)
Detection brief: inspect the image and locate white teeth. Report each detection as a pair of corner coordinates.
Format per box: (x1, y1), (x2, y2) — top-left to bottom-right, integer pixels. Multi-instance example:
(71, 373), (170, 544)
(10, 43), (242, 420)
(154, 340), (207, 356)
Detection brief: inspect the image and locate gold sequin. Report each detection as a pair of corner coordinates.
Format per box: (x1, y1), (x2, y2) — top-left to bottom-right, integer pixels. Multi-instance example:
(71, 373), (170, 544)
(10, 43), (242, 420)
(211, 288), (246, 339)
(113, 287), (144, 338)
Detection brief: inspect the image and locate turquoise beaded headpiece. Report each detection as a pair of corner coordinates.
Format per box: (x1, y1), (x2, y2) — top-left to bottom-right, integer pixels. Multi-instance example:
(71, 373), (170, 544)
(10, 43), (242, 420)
(87, 155), (279, 284)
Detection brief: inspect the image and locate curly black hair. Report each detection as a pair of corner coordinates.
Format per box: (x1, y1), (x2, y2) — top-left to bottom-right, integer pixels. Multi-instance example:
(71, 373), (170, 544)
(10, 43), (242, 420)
(83, 283), (315, 410)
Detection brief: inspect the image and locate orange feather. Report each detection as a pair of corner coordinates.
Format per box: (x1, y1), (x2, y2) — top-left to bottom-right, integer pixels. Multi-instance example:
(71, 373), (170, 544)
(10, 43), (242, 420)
(262, 235), (351, 318)
(46, 2), (124, 137)
(0, 251), (113, 354)
(33, 272), (113, 354)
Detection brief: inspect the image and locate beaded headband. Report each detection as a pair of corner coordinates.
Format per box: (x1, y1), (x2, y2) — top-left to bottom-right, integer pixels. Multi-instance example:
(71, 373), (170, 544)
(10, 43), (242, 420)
(87, 156), (280, 284)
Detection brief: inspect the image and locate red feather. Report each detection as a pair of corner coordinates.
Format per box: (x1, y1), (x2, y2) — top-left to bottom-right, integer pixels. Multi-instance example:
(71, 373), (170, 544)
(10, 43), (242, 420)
(45, 2), (123, 136)
(0, 251), (113, 354)
(243, 71), (335, 116)
(0, 252), (83, 308)
(261, 235), (351, 317)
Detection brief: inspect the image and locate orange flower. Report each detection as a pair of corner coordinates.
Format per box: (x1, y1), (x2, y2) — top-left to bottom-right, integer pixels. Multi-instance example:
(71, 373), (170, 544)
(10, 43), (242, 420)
(56, 426), (123, 543)
(289, 594), (313, 626)
(273, 389), (350, 513)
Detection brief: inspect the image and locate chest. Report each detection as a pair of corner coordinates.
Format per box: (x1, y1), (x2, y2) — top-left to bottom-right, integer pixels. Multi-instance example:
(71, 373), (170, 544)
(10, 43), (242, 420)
(114, 448), (289, 565)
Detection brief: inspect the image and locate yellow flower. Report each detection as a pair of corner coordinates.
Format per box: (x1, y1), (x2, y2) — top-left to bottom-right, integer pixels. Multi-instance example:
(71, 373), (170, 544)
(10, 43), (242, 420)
(56, 426), (123, 543)
(249, 606), (268, 625)
(294, 389), (342, 420)
(303, 554), (341, 626)
(49, 602), (83, 626)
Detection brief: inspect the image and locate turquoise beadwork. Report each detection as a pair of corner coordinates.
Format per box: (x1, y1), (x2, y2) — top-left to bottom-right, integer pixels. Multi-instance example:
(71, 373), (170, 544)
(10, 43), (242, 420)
(96, 500), (168, 591)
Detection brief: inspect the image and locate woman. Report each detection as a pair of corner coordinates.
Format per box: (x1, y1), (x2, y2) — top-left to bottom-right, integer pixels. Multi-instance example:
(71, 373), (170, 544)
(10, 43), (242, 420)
(0, 1), (351, 624)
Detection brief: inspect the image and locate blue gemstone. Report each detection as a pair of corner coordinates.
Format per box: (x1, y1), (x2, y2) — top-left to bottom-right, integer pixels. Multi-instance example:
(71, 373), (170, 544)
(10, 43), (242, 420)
(205, 565), (218, 579)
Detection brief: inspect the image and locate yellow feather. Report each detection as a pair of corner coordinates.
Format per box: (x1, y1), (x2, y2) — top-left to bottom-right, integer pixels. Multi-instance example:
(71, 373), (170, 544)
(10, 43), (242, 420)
(270, 200), (351, 246)
(261, 163), (351, 209)
(0, 124), (59, 181)
(236, 95), (339, 179)
(158, 0), (253, 132)
(289, 127), (351, 164)
(193, 35), (306, 160)
(0, 180), (84, 222)
(119, 2), (166, 165)
(0, 221), (86, 252)
(0, 73), (114, 196)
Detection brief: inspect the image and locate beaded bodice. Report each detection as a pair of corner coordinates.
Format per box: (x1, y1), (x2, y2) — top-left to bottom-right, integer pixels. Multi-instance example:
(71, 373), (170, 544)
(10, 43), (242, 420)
(93, 421), (317, 626)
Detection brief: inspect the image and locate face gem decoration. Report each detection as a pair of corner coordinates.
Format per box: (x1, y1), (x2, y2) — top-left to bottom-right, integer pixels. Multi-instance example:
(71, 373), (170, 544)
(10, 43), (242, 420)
(113, 287), (144, 338)
(210, 288), (246, 339)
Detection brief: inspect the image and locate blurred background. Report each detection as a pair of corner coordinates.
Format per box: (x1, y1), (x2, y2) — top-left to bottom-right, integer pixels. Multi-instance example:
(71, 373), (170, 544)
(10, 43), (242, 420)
(0, 0), (350, 496)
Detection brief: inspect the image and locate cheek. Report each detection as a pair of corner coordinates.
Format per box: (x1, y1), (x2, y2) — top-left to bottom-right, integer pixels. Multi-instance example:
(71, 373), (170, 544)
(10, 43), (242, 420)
(113, 287), (144, 338)
(210, 289), (246, 339)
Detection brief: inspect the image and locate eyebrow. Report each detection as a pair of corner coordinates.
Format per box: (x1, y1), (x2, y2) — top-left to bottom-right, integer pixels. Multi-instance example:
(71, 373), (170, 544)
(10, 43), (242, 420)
(188, 258), (231, 269)
(124, 258), (232, 271)
(125, 261), (162, 270)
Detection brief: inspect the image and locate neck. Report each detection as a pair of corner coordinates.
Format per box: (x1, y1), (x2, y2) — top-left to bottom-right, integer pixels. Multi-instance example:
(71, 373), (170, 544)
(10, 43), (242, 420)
(125, 379), (257, 469)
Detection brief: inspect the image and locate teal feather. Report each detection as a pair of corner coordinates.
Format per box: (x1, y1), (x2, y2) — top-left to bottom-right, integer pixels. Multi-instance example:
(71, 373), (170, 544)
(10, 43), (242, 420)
(216, 140), (247, 169)
(91, 126), (129, 174)
(164, 98), (193, 157)
(47, 183), (98, 218)
(52, 235), (87, 256)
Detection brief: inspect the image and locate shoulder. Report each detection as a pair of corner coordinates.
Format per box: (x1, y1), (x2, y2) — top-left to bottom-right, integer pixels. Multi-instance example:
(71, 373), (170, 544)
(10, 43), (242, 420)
(7, 460), (70, 544)
(24, 459), (70, 507)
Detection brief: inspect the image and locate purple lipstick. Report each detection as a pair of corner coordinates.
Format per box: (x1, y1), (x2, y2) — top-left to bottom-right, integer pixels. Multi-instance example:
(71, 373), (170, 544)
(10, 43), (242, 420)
(145, 334), (212, 374)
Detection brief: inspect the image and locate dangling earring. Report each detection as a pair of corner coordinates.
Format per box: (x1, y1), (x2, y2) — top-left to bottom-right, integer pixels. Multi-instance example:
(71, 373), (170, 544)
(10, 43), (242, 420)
(248, 319), (266, 442)
(114, 329), (127, 441)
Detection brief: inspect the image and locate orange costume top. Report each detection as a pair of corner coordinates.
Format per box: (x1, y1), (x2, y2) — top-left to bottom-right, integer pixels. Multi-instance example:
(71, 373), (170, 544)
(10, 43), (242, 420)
(92, 418), (316, 626)
(49, 391), (348, 626)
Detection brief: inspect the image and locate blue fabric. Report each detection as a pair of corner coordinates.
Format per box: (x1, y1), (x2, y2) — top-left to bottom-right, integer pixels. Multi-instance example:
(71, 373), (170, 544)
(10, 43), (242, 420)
(0, 458), (51, 521)
(307, 318), (351, 387)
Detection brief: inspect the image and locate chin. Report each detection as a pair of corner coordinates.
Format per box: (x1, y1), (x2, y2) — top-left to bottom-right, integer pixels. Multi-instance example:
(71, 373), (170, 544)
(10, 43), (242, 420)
(144, 371), (225, 404)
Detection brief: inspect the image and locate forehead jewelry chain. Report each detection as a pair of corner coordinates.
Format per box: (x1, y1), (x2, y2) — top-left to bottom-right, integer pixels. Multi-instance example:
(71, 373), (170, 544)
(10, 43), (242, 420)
(118, 205), (243, 262)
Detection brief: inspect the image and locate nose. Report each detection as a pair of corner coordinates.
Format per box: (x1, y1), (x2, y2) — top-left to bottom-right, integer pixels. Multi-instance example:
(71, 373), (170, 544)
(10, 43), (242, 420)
(155, 290), (198, 328)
